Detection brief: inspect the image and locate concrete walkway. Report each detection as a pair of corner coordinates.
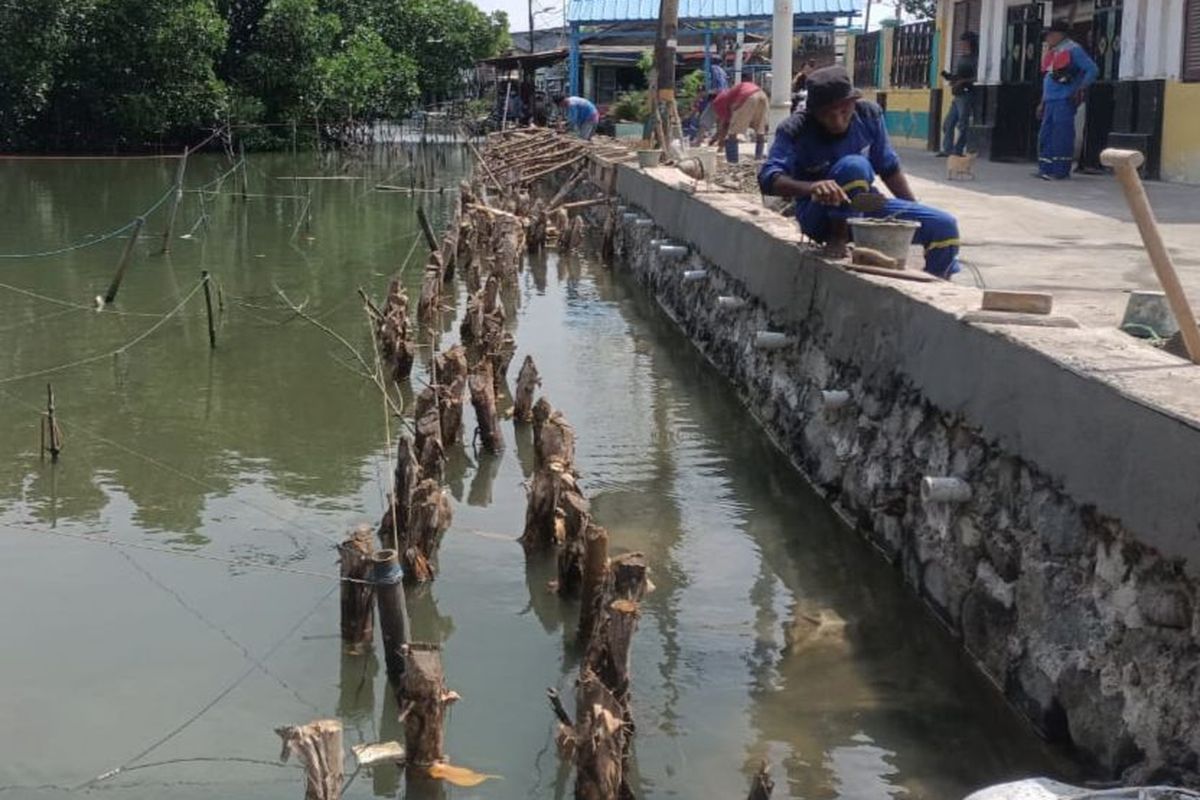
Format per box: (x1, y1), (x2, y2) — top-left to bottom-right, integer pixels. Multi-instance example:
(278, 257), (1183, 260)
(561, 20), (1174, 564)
(896, 147), (1200, 329)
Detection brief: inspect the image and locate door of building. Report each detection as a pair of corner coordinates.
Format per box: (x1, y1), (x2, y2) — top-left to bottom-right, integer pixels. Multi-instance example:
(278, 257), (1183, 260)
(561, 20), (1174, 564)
(992, 3), (1045, 160)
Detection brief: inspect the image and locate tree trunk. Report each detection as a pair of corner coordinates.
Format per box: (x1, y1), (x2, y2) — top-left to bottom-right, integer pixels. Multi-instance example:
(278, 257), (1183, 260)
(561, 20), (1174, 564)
(275, 719), (344, 800)
(338, 525), (376, 654)
(513, 356), (541, 422)
(469, 360), (504, 452)
(577, 523), (609, 650)
(400, 643), (459, 768)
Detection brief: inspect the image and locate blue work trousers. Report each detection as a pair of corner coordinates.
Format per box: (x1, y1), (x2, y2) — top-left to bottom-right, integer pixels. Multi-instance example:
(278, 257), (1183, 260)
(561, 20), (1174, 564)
(796, 155), (961, 279)
(1038, 98), (1075, 179)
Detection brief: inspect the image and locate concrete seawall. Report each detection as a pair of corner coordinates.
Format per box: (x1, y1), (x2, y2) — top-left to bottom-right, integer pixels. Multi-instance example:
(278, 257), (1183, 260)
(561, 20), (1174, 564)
(576, 158), (1200, 783)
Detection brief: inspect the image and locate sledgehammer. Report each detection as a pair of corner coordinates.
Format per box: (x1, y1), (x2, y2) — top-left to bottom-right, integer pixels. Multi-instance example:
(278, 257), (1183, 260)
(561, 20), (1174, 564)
(1101, 148), (1200, 363)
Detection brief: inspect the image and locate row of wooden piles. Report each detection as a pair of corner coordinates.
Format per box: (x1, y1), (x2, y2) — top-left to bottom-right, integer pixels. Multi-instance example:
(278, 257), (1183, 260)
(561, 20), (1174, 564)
(298, 129), (772, 799)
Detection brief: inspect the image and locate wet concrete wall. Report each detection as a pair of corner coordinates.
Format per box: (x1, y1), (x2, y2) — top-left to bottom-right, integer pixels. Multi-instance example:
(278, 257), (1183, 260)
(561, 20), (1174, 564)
(575, 161), (1200, 785)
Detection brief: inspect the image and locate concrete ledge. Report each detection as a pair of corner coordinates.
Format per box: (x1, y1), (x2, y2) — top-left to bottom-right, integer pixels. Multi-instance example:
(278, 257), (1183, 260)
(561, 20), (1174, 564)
(614, 161), (1200, 575)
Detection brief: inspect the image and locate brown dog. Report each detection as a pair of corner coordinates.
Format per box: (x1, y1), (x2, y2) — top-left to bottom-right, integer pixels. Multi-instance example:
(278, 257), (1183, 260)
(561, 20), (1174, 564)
(947, 152), (977, 181)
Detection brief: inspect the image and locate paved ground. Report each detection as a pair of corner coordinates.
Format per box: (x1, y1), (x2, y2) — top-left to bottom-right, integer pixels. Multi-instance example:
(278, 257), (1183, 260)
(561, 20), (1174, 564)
(895, 148), (1200, 330)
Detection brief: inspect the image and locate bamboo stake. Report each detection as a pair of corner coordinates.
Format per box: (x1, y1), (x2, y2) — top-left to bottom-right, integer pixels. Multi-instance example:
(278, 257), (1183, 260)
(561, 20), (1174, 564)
(201, 271), (217, 349)
(104, 217), (145, 304)
(160, 148), (188, 254)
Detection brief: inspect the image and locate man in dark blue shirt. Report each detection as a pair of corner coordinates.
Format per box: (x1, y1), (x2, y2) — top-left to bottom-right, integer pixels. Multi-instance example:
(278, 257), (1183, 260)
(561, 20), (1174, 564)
(758, 66), (961, 279)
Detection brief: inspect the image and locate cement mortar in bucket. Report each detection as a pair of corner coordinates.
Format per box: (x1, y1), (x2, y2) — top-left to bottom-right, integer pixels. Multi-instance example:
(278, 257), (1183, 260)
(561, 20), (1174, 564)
(847, 218), (920, 268)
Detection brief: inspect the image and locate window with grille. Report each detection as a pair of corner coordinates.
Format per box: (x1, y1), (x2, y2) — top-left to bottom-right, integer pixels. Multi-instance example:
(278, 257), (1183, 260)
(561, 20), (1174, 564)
(855, 32), (881, 88)
(1185, 0), (1200, 81)
(891, 20), (935, 88)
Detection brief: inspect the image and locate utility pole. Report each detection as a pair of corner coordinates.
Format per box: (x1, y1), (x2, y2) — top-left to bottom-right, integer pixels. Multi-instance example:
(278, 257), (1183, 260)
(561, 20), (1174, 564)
(653, 0), (681, 151)
(528, 0), (536, 52)
(769, 0), (793, 130)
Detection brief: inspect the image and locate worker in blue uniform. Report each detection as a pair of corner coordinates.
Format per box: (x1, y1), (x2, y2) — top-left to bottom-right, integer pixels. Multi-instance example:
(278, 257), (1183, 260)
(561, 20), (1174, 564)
(758, 66), (961, 279)
(1037, 19), (1098, 180)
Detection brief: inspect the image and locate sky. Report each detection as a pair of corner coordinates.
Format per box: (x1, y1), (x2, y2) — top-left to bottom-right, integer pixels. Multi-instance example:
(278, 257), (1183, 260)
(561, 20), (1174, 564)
(476, 0), (566, 32)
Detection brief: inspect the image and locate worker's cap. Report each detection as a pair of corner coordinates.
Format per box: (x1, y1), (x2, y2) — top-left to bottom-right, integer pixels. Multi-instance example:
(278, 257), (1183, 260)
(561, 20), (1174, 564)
(1043, 19), (1070, 36)
(804, 66), (862, 112)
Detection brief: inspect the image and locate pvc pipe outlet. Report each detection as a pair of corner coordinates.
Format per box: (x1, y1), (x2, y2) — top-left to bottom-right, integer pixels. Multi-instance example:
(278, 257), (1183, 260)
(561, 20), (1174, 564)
(717, 296), (747, 309)
(650, 238), (672, 246)
(754, 331), (792, 350)
(615, 205), (628, 213)
(622, 212), (639, 221)
(658, 244), (688, 257)
(921, 477), (972, 504)
(682, 270), (708, 282)
(821, 389), (851, 410)
(634, 217), (654, 226)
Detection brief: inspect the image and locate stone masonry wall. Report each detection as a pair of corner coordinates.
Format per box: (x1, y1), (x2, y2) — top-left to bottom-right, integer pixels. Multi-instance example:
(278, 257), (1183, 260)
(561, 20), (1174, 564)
(579, 190), (1200, 785)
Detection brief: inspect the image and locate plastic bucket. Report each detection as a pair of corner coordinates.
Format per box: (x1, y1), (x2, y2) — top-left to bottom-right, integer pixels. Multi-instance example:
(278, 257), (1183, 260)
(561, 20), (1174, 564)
(636, 149), (661, 168)
(847, 218), (920, 268)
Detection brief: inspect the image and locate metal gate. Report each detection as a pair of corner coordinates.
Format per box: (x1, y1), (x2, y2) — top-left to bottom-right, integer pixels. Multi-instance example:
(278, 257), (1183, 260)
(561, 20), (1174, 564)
(1003, 3), (1044, 84)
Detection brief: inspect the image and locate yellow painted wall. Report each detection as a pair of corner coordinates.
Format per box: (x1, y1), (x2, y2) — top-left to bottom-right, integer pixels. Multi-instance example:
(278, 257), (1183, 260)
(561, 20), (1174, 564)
(884, 88), (934, 148)
(1162, 81), (1200, 185)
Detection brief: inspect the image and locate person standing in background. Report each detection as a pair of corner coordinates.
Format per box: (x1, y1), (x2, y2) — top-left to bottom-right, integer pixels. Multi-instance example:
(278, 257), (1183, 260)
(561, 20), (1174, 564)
(937, 32), (977, 157)
(1036, 19), (1098, 180)
(703, 80), (770, 163)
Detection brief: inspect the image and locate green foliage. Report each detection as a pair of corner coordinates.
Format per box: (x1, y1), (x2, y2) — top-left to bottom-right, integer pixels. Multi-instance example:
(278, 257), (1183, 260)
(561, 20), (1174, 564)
(0, 0), (511, 149)
(900, 0), (936, 19)
(609, 90), (649, 123)
(242, 0), (340, 120)
(677, 69), (706, 111)
(319, 26), (419, 119)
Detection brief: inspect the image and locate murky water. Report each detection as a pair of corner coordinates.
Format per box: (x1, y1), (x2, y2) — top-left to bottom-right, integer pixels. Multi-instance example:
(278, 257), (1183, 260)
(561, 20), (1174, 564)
(0, 147), (1073, 798)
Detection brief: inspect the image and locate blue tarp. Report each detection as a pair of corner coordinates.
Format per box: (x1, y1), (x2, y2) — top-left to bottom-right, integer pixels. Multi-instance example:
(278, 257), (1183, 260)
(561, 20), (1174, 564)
(566, 0), (862, 23)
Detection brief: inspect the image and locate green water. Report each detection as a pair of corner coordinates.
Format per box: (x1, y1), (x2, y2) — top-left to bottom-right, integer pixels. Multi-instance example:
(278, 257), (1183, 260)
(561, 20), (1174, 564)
(0, 148), (1071, 798)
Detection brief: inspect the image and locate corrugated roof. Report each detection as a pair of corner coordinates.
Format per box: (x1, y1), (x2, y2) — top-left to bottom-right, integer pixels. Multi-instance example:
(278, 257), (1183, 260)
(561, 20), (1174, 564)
(567, 0), (862, 22)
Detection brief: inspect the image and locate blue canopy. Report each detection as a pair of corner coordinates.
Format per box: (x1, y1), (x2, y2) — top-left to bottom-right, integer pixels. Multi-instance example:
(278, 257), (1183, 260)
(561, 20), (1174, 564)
(566, 0), (862, 23)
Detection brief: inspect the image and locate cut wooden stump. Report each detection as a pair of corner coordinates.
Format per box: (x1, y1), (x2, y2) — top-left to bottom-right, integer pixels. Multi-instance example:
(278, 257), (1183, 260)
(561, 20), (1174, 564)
(399, 643), (459, 769)
(533, 398), (576, 471)
(405, 479), (453, 582)
(573, 671), (629, 800)
(520, 466), (563, 553)
(377, 436), (419, 552)
(276, 718), (344, 800)
(747, 761), (775, 800)
(560, 215), (585, 251)
(491, 332), (517, 391)
(577, 523), (609, 650)
(417, 263), (442, 323)
(555, 490), (591, 597)
(583, 552), (649, 705)
(378, 279), (415, 381)
(469, 360), (504, 453)
(513, 356), (541, 422)
(338, 524), (376, 654)
(413, 388), (445, 482)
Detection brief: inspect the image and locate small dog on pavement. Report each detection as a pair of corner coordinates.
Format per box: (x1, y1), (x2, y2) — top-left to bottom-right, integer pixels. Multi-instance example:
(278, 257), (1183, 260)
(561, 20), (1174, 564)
(947, 152), (977, 181)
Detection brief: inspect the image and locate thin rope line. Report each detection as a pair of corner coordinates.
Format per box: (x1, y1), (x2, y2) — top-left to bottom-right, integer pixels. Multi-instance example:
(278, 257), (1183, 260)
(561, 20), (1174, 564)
(0, 278), (199, 318)
(0, 390), (344, 547)
(0, 522), (358, 583)
(80, 583), (338, 789)
(0, 186), (175, 260)
(0, 278), (203, 385)
(116, 548), (323, 713)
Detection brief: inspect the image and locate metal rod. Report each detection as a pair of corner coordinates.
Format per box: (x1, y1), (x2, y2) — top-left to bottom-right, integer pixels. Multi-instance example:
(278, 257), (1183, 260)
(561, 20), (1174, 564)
(201, 271), (217, 349)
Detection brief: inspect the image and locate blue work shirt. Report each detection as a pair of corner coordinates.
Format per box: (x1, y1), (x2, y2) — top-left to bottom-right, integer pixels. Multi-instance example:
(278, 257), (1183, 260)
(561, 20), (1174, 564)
(758, 100), (901, 195)
(1041, 39), (1099, 102)
(564, 96), (598, 127)
(709, 63), (730, 90)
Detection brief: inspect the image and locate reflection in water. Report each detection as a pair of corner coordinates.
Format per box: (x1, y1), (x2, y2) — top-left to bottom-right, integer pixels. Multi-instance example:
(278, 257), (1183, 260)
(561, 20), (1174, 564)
(467, 450), (502, 508)
(0, 146), (1074, 800)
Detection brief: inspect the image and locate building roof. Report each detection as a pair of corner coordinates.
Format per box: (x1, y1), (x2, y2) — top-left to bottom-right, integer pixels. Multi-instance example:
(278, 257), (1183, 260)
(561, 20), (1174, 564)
(480, 48), (569, 70)
(566, 0), (861, 23)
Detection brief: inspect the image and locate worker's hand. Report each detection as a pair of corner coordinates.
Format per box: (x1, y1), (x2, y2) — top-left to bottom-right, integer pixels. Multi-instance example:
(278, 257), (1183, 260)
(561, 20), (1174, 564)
(1036, 102), (1044, 120)
(810, 180), (850, 207)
